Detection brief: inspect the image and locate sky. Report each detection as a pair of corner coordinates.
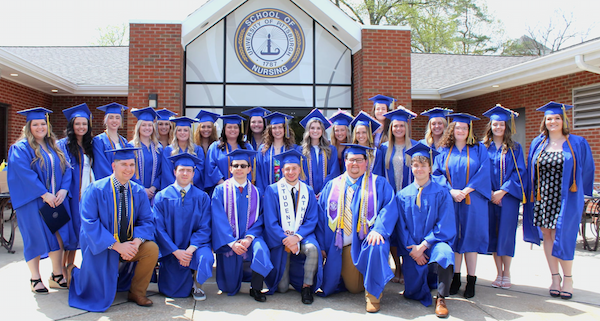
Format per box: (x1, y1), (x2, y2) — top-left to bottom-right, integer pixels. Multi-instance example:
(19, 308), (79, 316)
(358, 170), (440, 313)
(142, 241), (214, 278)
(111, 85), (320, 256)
(0, 0), (598, 48)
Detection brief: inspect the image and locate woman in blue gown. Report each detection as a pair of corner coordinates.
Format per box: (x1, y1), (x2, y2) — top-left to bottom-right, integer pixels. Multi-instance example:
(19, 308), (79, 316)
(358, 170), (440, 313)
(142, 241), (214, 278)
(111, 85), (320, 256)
(155, 108), (176, 148)
(523, 102), (595, 299)
(297, 109), (340, 197)
(242, 107), (271, 151)
(329, 111), (353, 173)
(369, 94), (396, 148)
(8, 107), (73, 293)
(57, 103), (95, 269)
(419, 108), (453, 149)
(129, 107), (162, 202)
(205, 115), (254, 191)
(194, 110), (219, 157)
(482, 105), (526, 290)
(432, 113), (491, 299)
(160, 117), (203, 190)
(256, 112), (297, 193)
(92, 102), (129, 179)
(350, 111), (384, 176)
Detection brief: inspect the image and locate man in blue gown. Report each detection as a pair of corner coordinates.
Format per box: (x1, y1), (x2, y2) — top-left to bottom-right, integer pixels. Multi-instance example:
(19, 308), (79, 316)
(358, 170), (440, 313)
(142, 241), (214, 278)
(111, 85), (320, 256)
(263, 149), (322, 304)
(317, 144), (398, 313)
(67, 147), (158, 312)
(396, 142), (456, 318)
(153, 153), (213, 300)
(211, 149), (273, 302)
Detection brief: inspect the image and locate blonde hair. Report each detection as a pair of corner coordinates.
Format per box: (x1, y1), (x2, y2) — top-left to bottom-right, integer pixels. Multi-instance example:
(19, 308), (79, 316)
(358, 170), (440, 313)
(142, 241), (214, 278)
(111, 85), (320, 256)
(170, 126), (197, 156)
(155, 120), (174, 145)
(424, 117), (448, 148)
(301, 119), (332, 159)
(330, 124), (350, 148)
(385, 120), (412, 170)
(18, 120), (68, 172)
(132, 120), (161, 152)
(351, 124), (375, 165)
(103, 113), (123, 129)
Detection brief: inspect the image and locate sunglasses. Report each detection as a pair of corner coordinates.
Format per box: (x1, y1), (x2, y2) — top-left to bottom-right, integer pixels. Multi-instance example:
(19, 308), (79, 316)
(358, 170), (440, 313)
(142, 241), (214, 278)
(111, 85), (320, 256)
(231, 164), (249, 169)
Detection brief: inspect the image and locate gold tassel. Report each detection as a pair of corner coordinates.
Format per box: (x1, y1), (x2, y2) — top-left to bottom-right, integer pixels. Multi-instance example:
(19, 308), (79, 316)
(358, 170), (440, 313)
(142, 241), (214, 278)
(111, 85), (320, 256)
(285, 121), (289, 139)
(562, 104), (569, 131)
(241, 120), (244, 136)
(46, 113), (51, 137)
(390, 100), (395, 111)
(134, 155), (139, 180)
(368, 122), (373, 145)
(465, 194), (471, 205)
(511, 113), (517, 135)
(252, 157), (257, 184)
(300, 156), (306, 180)
(467, 120), (475, 145)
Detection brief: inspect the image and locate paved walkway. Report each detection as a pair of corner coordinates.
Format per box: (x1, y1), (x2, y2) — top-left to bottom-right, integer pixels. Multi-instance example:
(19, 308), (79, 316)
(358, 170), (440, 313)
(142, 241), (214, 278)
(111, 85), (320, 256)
(1, 217), (599, 321)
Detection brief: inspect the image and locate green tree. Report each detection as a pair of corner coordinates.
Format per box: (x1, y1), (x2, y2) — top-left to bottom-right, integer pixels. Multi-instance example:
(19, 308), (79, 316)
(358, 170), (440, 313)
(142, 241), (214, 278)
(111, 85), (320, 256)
(93, 23), (129, 46)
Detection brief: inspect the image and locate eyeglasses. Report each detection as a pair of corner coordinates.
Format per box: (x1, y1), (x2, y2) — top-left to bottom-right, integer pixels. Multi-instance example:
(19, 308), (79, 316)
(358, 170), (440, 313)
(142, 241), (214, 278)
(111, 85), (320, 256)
(231, 164), (249, 169)
(346, 158), (366, 164)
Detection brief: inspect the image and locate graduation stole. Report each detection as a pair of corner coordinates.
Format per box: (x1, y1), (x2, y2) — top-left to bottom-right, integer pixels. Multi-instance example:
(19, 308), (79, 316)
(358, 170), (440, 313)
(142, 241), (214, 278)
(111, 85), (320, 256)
(268, 145), (284, 184)
(530, 136), (577, 202)
(326, 173), (377, 249)
(445, 145), (471, 205)
(110, 178), (134, 242)
(307, 148), (327, 188)
(277, 179), (308, 236)
(40, 146), (57, 194)
(135, 142), (158, 186)
(223, 178), (260, 239)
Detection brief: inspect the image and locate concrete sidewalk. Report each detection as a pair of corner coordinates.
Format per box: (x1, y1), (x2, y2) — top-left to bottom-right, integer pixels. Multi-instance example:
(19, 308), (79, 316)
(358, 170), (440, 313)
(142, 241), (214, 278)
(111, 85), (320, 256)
(1, 219), (599, 321)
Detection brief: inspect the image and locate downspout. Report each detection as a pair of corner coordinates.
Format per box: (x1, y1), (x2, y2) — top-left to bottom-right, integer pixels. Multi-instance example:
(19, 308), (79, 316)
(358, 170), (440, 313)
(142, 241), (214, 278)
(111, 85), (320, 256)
(575, 55), (600, 75)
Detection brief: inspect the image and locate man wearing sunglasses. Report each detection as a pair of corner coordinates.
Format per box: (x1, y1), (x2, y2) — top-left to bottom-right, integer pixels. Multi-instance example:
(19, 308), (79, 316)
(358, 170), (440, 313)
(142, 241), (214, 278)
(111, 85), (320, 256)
(211, 149), (274, 302)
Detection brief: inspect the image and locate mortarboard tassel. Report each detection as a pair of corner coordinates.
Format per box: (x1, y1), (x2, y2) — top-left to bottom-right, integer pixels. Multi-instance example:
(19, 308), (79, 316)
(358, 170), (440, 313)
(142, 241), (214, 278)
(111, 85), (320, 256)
(562, 104), (569, 131)
(511, 113), (517, 135)
(368, 122), (373, 145)
(46, 113), (51, 137)
(467, 120), (475, 145)
(300, 156), (306, 180)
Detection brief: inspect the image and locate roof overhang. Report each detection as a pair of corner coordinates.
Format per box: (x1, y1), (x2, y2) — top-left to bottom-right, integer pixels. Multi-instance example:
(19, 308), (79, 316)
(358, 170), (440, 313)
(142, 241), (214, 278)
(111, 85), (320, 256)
(0, 48), (127, 96)
(414, 39), (600, 101)
(181, 0), (363, 53)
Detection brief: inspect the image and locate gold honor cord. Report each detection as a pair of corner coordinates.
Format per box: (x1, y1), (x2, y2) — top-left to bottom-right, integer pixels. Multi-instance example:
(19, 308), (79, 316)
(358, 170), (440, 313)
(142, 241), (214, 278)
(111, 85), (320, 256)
(534, 136), (577, 202)
(509, 147), (527, 204)
(445, 145), (471, 204)
(357, 170), (371, 234)
(111, 181), (134, 242)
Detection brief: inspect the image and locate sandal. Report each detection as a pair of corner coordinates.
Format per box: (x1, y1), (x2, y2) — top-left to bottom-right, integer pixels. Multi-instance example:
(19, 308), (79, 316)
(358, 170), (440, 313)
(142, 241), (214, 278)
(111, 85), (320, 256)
(491, 276), (503, 288)
(48, 273), (68, 289)
(549, 273), (561, 297)
(501, 276), (511, 289)
(30, 279), (48, 294)
(560, 275), (573, 300)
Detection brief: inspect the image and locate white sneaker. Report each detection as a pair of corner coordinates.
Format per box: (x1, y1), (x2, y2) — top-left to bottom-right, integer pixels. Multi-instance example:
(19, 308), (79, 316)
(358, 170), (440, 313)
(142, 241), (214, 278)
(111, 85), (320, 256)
(192, 285), (206, 301)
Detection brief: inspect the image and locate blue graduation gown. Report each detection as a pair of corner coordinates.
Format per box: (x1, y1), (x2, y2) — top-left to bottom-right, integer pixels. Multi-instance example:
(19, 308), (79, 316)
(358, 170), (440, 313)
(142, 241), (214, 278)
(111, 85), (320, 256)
(396, 181), (456, 306)
(92, 132), (129, 180)
(211, 181), (273, 295)
(204, 141), (254, 191)
(256, 143), (297, 193)
(432, 143), (491, 254)
(487, 143), (526, 257)
(316, 174), (398, 298)
(68, 177), (155, 312)
(523, 134), (595, 260)
(129, 140), (162, 192)
(379, 139), (417, 193)
(160, 145), (204, 190)
(336, 145), (348, 173)
(153, 184), (213, 297)
(297, 145), (341, 195)
(7, 139), (74, 261)
(262, 182), (323, 293)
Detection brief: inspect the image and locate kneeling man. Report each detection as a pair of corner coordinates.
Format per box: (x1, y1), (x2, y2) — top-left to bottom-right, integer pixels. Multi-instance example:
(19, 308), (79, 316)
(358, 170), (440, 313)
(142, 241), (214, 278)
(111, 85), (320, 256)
(153, 153), (213, 300)
(396, 143), (456, 318)
(263, 149), (322, 304)
(68, 147), (158, 312)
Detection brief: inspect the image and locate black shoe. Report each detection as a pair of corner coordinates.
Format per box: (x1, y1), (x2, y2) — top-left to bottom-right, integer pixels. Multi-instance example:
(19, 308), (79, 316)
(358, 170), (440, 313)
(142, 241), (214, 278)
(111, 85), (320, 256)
(464, 275), (477, 299)
(301, 287), (314, 304)
(449, 273), (461, 295)
(249, 288), (267, 302)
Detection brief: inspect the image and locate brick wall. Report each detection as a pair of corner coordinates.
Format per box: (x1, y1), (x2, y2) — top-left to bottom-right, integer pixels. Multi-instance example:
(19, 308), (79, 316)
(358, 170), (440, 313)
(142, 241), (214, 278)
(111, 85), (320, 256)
(457, 70), (600, 182)
(410, 99), (457, 140)
(128, 23), (183, 140)
(352, 28), (411, 116)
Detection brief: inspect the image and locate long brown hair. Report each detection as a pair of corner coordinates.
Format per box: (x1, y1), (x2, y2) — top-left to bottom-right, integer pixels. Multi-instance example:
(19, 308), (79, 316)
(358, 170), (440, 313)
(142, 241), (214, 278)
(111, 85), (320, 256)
(301, 119), (332, 159)
(385, 120), (412, 169)
(438, 122), (479, 148)
(193, 122), (218, 147)
(18, 120), (68, 172)
(540, 114), (570, 136)
(482, 120), (515, 152)
(261, 123), (296, 153)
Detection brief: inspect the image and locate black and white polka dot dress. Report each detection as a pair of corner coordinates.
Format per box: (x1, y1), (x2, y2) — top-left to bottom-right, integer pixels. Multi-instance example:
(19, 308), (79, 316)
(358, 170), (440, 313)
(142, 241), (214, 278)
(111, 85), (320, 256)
(533, 150), (564, 229)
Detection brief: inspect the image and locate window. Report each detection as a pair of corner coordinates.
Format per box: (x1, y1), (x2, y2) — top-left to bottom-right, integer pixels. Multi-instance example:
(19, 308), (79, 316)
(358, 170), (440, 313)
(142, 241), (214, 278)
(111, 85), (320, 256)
(573, 84), (600, 130)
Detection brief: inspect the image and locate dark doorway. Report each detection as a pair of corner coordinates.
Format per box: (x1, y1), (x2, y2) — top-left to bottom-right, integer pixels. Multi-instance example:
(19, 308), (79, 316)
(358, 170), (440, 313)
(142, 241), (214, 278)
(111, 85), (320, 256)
(225, 107), (312, 145)
(0, 103), (8, 161)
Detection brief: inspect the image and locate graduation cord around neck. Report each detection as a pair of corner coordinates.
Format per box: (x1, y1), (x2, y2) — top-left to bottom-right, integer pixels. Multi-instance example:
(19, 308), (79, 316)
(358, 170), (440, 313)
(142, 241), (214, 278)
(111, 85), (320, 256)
(135, 143), (158, 187)
(307, 149), (327, 188)
(111, 180), (134, 242)
(508, 147), (527, 204)
(532, 136), (577, 202)
(445, 145), (471, 205)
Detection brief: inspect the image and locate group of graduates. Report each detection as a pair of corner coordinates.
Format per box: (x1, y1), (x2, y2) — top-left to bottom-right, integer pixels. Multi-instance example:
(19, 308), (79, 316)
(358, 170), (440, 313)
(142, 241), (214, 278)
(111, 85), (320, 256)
(6, 94), (595, 318)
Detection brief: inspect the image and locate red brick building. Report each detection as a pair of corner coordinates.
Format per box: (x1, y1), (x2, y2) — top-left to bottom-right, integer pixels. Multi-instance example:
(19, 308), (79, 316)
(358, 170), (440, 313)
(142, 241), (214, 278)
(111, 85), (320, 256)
(1, 0), (599, 180)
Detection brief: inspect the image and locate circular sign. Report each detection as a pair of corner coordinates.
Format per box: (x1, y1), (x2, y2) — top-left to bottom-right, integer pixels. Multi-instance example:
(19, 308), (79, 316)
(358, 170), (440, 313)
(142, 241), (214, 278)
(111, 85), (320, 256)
(234, 8), (305, 78)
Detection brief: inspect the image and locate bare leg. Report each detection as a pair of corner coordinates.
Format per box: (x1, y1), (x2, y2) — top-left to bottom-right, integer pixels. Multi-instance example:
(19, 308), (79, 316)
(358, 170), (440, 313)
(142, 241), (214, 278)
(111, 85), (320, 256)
(502, 256), (513, 278)
(390, 247), (402, 283)
(541, 228), (561, 292)
(464, 252), (477, 276)
(26, 257), (46, 291)
(49, 232), (65, 276)
(493, 253), (502, 278)
(559, 259), (574, 295)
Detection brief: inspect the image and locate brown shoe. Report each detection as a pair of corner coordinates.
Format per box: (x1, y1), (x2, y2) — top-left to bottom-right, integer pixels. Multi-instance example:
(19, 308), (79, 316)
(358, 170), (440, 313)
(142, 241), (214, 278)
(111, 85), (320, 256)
(366, 301), (380, 313)
(127, 292), (153, 307)
(435, 297), (449, 318)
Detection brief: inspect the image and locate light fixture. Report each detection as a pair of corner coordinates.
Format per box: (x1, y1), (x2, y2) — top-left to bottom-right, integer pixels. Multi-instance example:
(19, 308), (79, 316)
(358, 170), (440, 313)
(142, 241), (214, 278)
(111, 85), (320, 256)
(51, 89), (59, 93)
(148, 93), (158, 108)
(10, 73), (18, 77)
(492, 85), (500, 88)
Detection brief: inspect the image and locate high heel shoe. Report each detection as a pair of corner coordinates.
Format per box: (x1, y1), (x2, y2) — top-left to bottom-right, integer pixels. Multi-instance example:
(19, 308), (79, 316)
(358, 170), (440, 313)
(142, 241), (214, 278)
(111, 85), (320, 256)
(30, 279), (49, 294)
(549, 273), (561, 297)
(48, 273), (68, 289)
(560, 275), (573, 300)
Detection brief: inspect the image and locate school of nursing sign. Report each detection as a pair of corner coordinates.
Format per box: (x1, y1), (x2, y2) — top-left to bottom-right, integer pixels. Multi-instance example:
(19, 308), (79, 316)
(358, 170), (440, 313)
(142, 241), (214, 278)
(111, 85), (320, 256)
(235, 8), (305, 78)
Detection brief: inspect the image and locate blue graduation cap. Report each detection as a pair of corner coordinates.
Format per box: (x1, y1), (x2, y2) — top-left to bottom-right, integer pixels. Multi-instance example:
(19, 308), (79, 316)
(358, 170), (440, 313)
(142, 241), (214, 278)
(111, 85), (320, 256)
(448, 113), (479, 144)
(104, 146), (141, 161)
(169, 152), (202, 168)
(368, 94), (397, 108)
(17, 107), (53, 122)
(420, 107), (453, 119)
(131, 107), (158, 122)
(226, 149), (258, 164)
(97, 102), (128, 115)
(273, 149), (303, 166)
(299, 108), (331, 130)
(328, 110), (354, 127)
(170, 116), (198, 127)
(219, 114), (245, 125)
(264, 111), (293, 125)
(156, 109), (177, 121)
(350, 111), (381, 133)
(405, 142), (440, 160)
(196, 110), (220, 123)
(62, 103), (91, 121)
(341, 143), (374, 156)
(383, 108), (417, 123)
(242, 107), (271, 118)
(537, 101), (573, 130)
